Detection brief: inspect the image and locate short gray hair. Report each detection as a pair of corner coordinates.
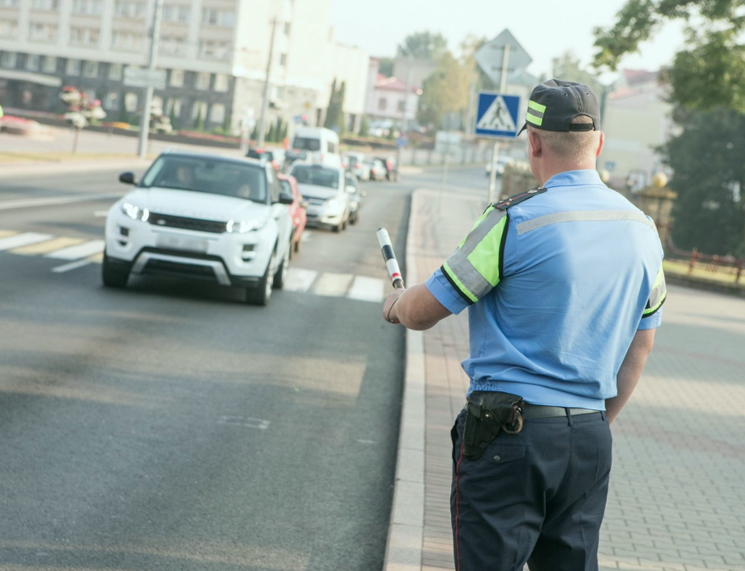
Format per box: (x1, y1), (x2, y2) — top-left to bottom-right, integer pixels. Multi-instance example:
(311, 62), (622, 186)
(529, 116), (600, 161)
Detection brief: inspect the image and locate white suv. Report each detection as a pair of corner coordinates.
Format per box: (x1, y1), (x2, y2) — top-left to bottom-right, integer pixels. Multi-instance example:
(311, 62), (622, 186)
(102, 151), (294, 305)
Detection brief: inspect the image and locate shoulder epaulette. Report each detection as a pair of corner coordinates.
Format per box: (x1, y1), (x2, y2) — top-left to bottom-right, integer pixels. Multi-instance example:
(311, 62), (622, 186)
(494, 186), (547, 211)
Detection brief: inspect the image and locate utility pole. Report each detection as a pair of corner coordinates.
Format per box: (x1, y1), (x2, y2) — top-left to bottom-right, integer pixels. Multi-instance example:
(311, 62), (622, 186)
(258, 16), (278, 148)
(137, 0), (164, 159)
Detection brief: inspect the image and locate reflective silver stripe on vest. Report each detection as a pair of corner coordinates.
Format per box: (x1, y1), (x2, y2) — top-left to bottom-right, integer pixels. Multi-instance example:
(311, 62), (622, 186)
(644, 266), (667, 316)
(443, 206), (508, 302)
(516, 210), (656, 235)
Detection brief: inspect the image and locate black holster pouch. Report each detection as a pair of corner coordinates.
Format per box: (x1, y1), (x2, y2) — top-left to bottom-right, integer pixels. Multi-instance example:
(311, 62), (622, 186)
(462, 391), (525, 460)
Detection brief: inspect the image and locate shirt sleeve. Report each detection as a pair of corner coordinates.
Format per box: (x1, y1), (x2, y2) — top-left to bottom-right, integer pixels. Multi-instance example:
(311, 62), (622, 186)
(638, 265), (666, 330)
(437, 205), (510, 305)
(425, 268), (470, 315)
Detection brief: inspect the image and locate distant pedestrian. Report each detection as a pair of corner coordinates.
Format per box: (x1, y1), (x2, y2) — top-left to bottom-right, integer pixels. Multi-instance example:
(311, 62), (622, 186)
(382, 79), (666, 570)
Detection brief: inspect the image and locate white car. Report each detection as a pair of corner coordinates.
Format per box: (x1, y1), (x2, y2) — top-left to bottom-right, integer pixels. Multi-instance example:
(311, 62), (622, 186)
(102, 151), (294, 306)
(289, 163), (350, 233)
(343, 152), (371, 182)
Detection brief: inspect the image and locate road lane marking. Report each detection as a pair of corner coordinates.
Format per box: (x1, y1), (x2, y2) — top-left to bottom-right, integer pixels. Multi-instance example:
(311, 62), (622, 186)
(10, 236), (85, 255)
(0, 232), (55, 251)
(0, 194), (118, 211)
(347, 276), (385, 302)
(313, 272), (354, 297)
(52, 259), (93, 273)
(283, 268), (318, 292)
(44, 239), (105, 260)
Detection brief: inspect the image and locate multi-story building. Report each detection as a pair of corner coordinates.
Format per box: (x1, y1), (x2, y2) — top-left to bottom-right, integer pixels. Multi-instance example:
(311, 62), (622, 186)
(0, 0), (369, 137)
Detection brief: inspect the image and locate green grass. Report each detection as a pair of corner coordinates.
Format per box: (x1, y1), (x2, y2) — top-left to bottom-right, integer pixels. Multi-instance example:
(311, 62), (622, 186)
(664, 259), (745, 288)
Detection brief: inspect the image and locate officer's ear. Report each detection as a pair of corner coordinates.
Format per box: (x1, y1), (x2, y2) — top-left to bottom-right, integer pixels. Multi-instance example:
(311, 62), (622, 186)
(528, 130), (542, 158)
(595, 131), (605, 157)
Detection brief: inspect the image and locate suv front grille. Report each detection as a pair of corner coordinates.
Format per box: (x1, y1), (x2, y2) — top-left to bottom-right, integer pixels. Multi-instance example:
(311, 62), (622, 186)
(148, 212), (226, 234)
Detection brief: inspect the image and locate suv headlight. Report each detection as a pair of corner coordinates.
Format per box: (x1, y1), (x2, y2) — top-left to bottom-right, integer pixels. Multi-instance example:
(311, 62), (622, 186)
(121, 201), (150, 222)
(325, 198), (343, 214)
(226, 219), (266, 233)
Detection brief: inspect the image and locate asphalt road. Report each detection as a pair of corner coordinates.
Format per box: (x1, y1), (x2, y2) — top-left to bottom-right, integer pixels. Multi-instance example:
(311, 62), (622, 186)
(0, 165), (444, 571)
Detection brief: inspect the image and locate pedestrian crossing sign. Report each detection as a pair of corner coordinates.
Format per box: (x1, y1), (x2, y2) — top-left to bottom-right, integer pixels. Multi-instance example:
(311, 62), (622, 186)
(474, 92), (521, 139)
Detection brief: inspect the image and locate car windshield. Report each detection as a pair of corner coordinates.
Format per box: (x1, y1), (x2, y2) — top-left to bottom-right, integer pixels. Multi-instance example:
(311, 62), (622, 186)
(279, 179), (293, 196)
(140, 155), (267, 202)
(293, 137), (321, 151)
(291, 165), (339, 188)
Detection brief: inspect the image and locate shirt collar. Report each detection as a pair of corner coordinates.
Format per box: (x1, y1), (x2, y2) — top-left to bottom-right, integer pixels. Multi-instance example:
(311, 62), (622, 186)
(544, 170), (604, 189)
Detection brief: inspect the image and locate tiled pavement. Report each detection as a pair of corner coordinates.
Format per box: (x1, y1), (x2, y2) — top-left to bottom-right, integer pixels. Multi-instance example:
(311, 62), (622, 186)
(384, 188), (745, 571)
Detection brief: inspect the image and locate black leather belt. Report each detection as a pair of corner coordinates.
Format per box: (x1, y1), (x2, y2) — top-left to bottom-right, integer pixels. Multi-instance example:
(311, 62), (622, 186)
(520, 404), (600, 419)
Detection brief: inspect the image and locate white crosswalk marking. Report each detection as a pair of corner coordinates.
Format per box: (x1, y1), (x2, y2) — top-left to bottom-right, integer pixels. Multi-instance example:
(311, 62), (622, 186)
(347, 275), (385, 302)
(44, 239), (105, 260)
(313, 272), (354, 297)
(283, 268), (318, 292)
(0, 232), (55, 251)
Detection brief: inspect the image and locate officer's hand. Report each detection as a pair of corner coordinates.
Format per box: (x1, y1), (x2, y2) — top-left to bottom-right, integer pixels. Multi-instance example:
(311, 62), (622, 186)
(383, 289), (404, 325)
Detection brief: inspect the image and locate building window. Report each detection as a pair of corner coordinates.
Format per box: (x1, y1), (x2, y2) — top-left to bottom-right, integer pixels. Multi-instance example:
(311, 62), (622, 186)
(29, 22), (58, 42)
(159, 36), (186, 57)
(124, 92), (138, 112)
(104, 92), (119, 110)
(191, 101), (207, 120)
(70, 27), (99, 46)
(114, 1), (145, 18)
(66, 59), (81, 75)
(112, 31), (143, 51)
(397, 99), (405, 112)
(168, 98), (182, 117)
(283, 22), (290, 35)
(210, 103), (225, 124)
(202, 8), (235, 27)
(279, 53), (287, 67)
(169, 68), (184, 87)
(43, 56), (57, 72)
(25, 54), (41, 71)
(72, 0), (102, 15)
(0, 20), (17, 38)
(83, 61), (98, 77)
(194, 72), (210, 90)
(162, 5), (190, 23)
(0, 0), (19, 7)
(1, 51), (17, 68)
(198, 40), (230, 60)
(109, 63), (122, 80)
(214, 74), (229, 92)
(31, 0), (59, 10)
(378, 98), (387, 111)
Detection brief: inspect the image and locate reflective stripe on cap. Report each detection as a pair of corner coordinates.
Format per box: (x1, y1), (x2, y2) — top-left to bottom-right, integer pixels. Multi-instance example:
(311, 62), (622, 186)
(526, 100), (546, 127)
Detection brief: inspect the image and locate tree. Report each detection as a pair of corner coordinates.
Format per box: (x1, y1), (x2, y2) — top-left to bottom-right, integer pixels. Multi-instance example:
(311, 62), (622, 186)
(378, 57), (394, 77)
(193, 105), (204, 130)
(398, 31), (448, 60)
(324, 78), (345, 132)
(359, 115), (369, 137)
(592, 1), (745, 112)
(551, 52), (606, 96)
(416, 51), (472, 130)
(662, 105), (745, 255)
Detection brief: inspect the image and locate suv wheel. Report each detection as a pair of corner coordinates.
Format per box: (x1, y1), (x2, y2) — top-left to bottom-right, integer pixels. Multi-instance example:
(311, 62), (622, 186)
(102, 250), (130, 288)
(245, 250), (275, 306)
(272, 251), (288, 289)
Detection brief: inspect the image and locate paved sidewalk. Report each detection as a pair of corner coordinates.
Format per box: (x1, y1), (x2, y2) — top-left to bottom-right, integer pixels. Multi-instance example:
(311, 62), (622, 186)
(384, 187), (745, 571)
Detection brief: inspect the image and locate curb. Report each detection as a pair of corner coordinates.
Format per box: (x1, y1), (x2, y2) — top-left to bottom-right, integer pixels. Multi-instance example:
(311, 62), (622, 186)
(383, 189), (427, 571)
(0, 158), (152, 178)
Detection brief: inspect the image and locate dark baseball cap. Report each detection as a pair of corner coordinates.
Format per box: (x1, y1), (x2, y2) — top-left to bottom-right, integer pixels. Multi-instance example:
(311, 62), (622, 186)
(517, 79), (600, 135)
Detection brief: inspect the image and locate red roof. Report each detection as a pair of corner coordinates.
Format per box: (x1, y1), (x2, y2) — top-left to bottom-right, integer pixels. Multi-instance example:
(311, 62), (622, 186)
(374, 73), (419, 93)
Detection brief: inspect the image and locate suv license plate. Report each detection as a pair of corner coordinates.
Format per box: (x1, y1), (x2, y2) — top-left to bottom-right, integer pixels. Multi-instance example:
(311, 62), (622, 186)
(156, 234), (208, 253)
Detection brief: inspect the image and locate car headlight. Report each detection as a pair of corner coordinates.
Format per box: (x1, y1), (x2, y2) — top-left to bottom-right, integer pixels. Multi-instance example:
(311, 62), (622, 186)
(225, 219), (265, 233)
(121, 201), (150, 222)
(325, 198), (343, 214)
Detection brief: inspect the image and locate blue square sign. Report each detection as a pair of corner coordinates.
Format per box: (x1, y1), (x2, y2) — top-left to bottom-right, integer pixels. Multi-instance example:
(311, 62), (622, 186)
(475, 92), (521, 139)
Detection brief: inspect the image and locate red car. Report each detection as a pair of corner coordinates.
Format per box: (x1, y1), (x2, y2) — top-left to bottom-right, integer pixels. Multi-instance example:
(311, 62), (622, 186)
(278, 174), (307, 257)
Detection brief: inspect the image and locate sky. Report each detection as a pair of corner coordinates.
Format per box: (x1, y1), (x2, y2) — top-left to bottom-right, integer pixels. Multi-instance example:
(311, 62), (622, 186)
(331, 0), (686, 83)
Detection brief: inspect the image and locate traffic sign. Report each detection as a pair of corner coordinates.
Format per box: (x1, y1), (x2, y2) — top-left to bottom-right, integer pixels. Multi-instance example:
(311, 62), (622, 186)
(475, 92), (520, 139)
(123, 67), (166, 90)
(475, 29), (532, 87)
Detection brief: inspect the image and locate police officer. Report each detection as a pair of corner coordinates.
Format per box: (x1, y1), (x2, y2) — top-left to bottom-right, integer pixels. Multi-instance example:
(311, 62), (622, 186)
(382, 79), (666, 571)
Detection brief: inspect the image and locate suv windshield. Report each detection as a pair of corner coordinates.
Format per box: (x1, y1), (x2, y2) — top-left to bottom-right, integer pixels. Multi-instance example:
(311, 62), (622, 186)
(291, 165), (339, 188)
(293, 137), (321, 151)
(141, 155), (268, 202)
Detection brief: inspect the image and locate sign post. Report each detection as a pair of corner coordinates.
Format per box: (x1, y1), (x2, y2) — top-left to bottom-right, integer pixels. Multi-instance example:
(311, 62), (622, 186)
(474, 29), (531, 204)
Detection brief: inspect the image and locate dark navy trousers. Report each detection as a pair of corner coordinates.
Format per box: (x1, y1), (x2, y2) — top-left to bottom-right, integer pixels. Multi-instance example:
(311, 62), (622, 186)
(450, 408), (612, 571)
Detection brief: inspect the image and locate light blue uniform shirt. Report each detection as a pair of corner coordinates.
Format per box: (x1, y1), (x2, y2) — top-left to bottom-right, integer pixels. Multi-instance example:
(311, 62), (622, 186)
(426, 170), (665, 410)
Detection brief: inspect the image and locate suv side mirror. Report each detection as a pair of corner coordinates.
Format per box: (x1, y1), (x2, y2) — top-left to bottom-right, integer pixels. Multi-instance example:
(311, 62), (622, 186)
(277, 192), (294, 205)
(119, 172), (136, 185)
